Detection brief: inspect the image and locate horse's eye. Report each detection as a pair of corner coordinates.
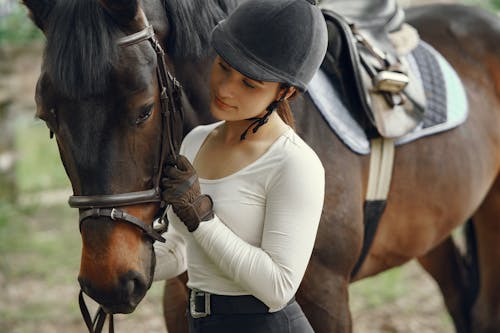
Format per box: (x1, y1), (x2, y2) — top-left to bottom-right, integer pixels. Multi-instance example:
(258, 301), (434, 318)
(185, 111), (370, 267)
(136, 104), (154, 125)
(37, 108), (58, 138)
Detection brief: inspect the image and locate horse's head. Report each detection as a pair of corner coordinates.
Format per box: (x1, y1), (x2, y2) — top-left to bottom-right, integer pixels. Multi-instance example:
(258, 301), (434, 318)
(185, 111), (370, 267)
(23, 0), (181, 313)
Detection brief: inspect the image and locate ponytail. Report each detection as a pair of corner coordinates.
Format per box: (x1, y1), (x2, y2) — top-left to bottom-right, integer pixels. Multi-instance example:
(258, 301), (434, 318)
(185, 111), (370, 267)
(277, 100), (296, 130)
(277, 84), (297, 130)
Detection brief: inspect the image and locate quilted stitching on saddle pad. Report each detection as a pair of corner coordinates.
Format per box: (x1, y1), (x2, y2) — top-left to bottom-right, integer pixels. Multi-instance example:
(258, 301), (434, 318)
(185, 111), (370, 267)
(308, 41), (468, 155)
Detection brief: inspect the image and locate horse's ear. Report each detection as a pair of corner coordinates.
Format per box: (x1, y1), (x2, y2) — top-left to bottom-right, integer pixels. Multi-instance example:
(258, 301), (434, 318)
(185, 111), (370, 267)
(22, 0), (54, 31)
(98, 0), (140, 27)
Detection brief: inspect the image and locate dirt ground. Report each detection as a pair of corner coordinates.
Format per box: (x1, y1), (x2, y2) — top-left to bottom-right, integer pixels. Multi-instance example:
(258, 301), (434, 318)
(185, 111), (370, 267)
(0, 5), (461, 330)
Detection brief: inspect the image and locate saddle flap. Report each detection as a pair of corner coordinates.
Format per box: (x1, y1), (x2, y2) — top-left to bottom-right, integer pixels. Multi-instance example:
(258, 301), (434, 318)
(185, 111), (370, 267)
(320, 7), (426, 138)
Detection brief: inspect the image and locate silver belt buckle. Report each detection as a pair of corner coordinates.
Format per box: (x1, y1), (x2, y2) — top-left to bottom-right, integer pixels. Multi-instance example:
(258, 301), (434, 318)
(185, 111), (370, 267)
(190, 290), (211, 318)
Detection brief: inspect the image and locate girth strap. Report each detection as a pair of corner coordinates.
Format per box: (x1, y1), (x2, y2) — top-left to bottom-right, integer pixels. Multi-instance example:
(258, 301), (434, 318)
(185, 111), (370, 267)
(351, 138), (395, 278)
(78, 208), (165, 242)
(366, 138), (395, 201)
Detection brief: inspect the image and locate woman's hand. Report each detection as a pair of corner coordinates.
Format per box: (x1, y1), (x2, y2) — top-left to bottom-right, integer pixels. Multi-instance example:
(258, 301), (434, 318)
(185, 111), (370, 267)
(162, 155), (214, 232)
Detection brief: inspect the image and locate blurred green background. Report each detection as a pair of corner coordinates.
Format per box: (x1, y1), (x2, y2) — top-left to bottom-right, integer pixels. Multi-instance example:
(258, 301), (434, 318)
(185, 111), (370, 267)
(1, 0), (498, 332)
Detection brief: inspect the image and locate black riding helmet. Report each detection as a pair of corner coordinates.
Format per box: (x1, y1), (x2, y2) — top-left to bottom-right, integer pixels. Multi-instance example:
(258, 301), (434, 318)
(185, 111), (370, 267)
(210, 0), (328, 139)
(212, 0), (327, 91)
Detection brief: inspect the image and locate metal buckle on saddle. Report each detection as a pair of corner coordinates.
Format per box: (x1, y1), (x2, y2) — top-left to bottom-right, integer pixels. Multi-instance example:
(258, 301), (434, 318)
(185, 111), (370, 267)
(373, 70), (409, 93)
(352, 26), (409, 96)
(190, 290), (211, 318)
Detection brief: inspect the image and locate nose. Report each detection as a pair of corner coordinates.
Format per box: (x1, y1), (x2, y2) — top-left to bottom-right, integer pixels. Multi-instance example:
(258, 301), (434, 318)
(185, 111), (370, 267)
(216, 75), (237, 100)
(78, 270), (148, 314)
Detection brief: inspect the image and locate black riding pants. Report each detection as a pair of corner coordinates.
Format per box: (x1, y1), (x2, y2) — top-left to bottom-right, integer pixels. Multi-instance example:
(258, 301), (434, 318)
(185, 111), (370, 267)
(187, 300), (314, 333)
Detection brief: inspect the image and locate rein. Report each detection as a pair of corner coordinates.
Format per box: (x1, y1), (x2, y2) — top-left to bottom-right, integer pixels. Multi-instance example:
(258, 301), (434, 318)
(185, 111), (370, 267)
(68, 22), (184, 333)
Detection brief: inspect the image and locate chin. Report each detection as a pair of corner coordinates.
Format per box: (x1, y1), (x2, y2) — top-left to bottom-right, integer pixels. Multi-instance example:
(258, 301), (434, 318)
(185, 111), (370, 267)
(209, 103), (230, 121)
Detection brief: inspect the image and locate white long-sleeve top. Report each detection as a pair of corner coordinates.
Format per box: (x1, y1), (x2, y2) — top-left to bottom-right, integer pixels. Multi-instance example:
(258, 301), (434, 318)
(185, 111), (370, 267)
(154, 122), (325, 311)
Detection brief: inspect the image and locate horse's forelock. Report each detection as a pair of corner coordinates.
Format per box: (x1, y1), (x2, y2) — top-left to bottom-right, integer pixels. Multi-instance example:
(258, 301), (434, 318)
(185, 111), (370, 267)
(42, 0), (244, 99)
(44, 0), (120, 100)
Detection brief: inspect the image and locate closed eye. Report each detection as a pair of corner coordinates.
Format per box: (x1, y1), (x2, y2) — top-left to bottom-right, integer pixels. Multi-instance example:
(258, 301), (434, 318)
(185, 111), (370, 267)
(242, 80), (256, 89)
(218, 62), (230, 72)
(136, 104), (154, 125)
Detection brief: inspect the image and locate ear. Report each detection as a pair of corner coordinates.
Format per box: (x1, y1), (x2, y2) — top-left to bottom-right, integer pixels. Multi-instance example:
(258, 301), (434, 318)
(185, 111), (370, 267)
(98, 0), (141, 28)
(22, 0), (54, 31)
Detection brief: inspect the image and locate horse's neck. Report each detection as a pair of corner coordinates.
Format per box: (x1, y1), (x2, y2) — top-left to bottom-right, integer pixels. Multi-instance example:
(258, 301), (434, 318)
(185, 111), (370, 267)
(173, 56), (217, 130)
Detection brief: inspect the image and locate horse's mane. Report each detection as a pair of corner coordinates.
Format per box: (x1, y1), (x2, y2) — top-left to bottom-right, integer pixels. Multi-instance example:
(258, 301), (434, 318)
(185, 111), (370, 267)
(44, 0), (119, 100)
(163, 0), (242, 58)
(43, 0), (242, 99)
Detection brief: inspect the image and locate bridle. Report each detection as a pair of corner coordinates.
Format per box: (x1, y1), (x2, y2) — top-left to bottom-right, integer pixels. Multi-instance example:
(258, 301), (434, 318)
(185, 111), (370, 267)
(68, 21), (184, 333)
(68, 23), (183, 242)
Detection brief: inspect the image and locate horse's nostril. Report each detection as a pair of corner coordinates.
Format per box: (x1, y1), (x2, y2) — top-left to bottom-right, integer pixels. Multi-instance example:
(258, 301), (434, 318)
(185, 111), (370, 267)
(120, 271), (147, 306)
(125, 279), (135, 296)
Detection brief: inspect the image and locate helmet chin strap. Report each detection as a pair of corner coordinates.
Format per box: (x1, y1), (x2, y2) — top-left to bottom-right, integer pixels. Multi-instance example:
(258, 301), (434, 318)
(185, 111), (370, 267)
(240, 87), (290, 141)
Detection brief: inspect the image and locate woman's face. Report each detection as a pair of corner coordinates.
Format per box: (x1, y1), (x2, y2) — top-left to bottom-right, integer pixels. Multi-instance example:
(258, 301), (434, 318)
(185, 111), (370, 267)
(209, 56), (281, 121)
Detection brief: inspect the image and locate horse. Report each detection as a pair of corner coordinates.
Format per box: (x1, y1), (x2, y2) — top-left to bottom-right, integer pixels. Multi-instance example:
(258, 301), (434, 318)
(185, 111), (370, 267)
(22, 0), (500, 332)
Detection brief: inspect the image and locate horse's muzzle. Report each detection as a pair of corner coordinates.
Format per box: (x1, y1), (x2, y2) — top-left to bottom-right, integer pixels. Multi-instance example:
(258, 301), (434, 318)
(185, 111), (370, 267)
(78, 270), (148, 314)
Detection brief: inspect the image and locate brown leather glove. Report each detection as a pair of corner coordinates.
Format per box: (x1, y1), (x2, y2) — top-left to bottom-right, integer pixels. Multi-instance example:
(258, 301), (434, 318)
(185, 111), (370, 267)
(161, 155), (214, 232)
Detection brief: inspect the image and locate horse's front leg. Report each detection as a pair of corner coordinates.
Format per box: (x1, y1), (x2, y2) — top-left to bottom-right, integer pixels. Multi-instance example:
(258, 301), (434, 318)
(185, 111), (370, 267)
(297, 196), (364, 333)
(163, 272), (189, 333)
(298, 260), (353, 333)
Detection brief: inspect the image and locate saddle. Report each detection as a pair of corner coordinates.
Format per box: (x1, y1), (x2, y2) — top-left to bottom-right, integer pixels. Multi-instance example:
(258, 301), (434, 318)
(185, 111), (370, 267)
(319, 0), (426, 138)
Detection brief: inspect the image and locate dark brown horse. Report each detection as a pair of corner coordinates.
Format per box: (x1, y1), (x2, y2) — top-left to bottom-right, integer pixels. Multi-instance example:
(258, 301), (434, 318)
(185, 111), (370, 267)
(22, 0), (500, 332)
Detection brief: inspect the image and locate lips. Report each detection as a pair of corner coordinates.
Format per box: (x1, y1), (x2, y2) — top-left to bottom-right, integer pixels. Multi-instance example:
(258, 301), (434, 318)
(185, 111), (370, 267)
(214, 96), (235, 110)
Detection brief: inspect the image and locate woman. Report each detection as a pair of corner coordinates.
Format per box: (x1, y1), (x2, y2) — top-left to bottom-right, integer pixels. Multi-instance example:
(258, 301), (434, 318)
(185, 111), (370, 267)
(154, 0), (328, 331)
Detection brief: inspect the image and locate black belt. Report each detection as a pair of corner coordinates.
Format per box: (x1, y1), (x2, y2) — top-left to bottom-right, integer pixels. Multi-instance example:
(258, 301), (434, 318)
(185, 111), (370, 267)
(189, 289), (295, 318)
